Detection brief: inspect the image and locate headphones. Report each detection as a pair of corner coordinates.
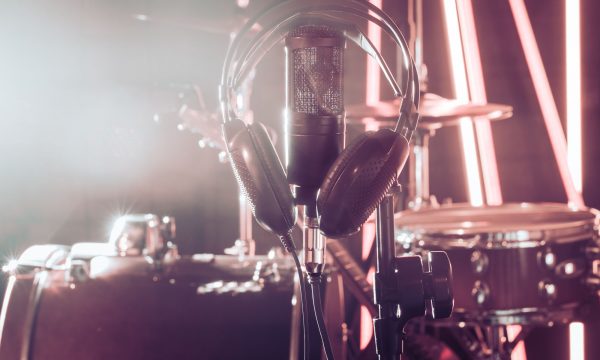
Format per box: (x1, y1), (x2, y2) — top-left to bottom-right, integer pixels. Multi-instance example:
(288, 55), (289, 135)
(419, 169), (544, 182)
(220, 0), (420, 243)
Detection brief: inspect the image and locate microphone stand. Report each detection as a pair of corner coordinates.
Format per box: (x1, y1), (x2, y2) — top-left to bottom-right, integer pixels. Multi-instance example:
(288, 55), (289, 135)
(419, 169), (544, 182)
(373, 182), (449, 360)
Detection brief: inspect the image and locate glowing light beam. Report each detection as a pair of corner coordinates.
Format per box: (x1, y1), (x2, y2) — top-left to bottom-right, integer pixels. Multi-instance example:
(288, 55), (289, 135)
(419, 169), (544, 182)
(456, 0), (503, 205)
(443, 0), (484, 207)
(508, 0), (584, 208)
(569, 322), (584, 360)
(566, 0), (582, 194)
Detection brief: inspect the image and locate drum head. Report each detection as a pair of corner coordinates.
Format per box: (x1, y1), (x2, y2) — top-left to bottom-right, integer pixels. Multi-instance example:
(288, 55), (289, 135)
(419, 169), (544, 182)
(395, 203), (598, 247)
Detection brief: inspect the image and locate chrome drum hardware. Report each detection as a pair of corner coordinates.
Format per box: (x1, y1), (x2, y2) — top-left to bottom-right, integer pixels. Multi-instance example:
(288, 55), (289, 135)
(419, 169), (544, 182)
(395, 203), (600, 326)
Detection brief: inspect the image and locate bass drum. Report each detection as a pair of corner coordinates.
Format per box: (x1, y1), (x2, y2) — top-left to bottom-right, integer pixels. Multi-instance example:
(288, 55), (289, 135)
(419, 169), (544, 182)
(0, 244), (295, 360)
(395, 203), (600, 325)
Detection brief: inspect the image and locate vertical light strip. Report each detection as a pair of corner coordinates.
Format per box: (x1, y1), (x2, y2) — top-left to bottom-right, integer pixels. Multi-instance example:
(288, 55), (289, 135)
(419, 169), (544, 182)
(456, 0), (503, 205)
(506, 325), (527, 360)
(508, 0), (584, 208)
(566, 0), (582, 193)
(442, 0), (484, 206)
(360, 0), (383, 350)
(569, 322), (585, 360)
(366, 0), (383, 106)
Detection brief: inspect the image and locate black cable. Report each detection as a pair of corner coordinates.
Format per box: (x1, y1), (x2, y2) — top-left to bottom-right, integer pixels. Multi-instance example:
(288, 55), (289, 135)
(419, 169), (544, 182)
(308, 274), (335, 360)
(289, 245), (310, 360)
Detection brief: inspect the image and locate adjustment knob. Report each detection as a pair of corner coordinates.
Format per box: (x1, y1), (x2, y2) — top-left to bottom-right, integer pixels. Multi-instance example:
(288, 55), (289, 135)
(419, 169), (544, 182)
(424, 251), (454, 319)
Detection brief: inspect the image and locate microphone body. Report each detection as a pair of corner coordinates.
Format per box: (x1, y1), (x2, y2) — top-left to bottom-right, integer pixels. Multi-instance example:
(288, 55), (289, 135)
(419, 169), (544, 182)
(285, 25), (346, 206)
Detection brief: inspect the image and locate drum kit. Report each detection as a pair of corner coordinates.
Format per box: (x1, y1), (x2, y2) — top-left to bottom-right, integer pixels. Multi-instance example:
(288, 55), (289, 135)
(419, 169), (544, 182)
(346, 80), (599, 359)
(1, 1), (599, 360)
(341, 0), (600, 356)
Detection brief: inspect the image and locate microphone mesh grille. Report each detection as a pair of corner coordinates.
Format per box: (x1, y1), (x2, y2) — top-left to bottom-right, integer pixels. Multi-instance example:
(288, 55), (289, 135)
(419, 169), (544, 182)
(290, 25), (343, 116)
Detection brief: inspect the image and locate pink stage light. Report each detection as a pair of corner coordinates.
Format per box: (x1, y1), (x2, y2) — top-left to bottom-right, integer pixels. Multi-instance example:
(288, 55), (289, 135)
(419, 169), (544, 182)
(569, 322), (585, 360)
(456, 0), (503, 205)
(506, 325), (527, 360)
(566, 0), (582, 194)
(442, 0), (484, 207)
(508, 0), (584, 208)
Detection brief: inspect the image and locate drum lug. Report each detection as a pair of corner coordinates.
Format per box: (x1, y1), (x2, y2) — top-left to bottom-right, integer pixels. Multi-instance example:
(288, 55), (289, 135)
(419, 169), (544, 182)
(471, 280), (490, 307)
(554, 259), (585, 279)
(538, 280), (558, 303)
(252, 256), (283, 285)
(470, 250), (489, 275)
(109, 214), (177, 261)
(585, 245), (600, 291)
(67, 260), (90, 283)
(537, 247), (557, 270)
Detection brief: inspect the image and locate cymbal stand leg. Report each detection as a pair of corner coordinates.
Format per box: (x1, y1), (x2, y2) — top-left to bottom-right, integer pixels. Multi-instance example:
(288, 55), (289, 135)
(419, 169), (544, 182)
(224, 192), (256, 258)
(239, 193), (255, 256)
(409, 129), (435, 208)
(484, 325), (512, 360)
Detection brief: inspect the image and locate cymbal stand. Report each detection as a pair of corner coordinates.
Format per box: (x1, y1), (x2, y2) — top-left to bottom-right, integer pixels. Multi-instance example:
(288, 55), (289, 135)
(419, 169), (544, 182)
(407, 127), (439, 209)
(224, 192), (256, 258)
(405, 0), (438, 210)
(407, 0), (427, 90)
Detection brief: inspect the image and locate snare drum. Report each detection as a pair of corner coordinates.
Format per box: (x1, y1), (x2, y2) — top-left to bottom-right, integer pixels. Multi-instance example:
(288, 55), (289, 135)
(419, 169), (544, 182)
(395, 203), (599, 325)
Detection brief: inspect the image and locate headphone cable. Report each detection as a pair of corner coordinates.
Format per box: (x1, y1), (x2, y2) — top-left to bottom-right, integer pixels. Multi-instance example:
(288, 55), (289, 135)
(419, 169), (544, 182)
(289, 243), (310, 360)
(308, 274), (336, 360)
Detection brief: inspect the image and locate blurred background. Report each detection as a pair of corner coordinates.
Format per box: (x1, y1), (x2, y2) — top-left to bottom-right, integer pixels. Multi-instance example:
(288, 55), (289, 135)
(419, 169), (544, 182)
(0, 0), (598, 263)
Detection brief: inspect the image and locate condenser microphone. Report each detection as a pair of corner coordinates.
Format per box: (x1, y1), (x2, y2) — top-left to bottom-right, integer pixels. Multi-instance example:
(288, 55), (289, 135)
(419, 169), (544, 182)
(284, 25), (345, 276)
(285, 25), (346, 208)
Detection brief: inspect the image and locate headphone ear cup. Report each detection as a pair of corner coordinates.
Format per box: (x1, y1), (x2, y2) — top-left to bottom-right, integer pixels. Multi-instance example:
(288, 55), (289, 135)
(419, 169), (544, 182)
(317, 129), (410, 238)
(319, 132), (371, 202)
(223, 119), (296, 237)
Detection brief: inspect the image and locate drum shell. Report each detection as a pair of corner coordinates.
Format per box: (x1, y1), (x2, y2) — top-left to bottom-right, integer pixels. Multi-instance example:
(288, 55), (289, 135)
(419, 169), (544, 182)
(424, 239), (593, 321)
(0, 255), (294, 360)
(0, 275), (35, 359)
(395, 203), (600, 325)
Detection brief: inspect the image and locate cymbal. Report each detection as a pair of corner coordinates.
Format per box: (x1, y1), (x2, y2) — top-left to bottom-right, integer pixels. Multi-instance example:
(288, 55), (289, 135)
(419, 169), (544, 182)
(346, 93), (513, 130)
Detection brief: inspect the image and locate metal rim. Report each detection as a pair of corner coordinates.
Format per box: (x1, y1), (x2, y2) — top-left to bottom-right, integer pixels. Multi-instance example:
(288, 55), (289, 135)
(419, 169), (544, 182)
(395, 203), (599, 248)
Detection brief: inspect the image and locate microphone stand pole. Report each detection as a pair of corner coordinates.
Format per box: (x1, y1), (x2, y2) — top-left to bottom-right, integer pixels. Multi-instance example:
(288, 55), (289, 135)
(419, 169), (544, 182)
(372, 182), (429, 360)
(373, 182), (403, 360)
